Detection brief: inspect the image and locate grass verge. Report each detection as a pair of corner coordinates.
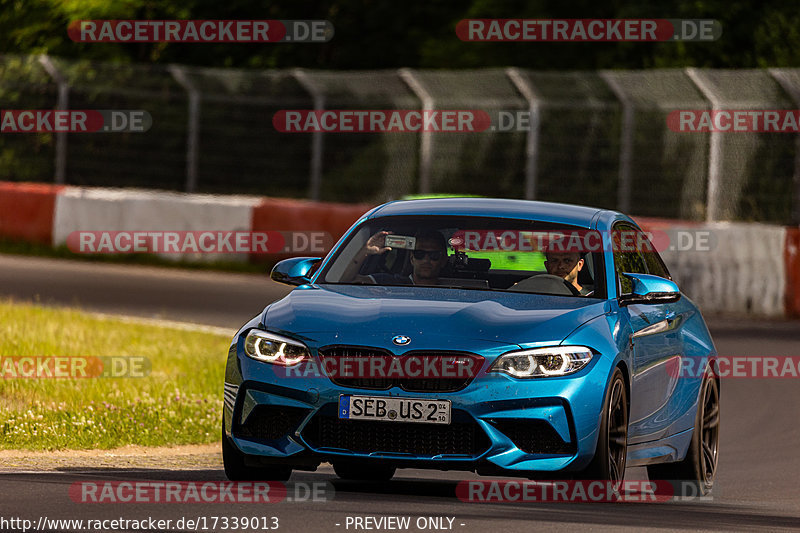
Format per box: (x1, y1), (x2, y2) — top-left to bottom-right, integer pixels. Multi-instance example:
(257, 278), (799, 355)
(0, 299), (232, 450)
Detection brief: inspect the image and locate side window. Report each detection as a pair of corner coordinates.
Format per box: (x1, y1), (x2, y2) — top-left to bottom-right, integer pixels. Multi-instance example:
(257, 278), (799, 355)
(612, 223), (647, 294)
(642, 248), (671, 280)
(626, 226), (672, 280)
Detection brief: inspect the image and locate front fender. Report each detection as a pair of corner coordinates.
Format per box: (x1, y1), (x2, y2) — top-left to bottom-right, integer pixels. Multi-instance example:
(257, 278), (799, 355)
(560, 311), (631, 468)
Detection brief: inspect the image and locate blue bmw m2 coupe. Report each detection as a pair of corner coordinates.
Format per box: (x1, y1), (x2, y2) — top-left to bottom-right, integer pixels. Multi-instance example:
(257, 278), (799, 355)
(222, 198), (719, 494)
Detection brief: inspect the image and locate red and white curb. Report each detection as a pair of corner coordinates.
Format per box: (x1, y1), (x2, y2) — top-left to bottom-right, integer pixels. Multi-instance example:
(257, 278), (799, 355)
(0, 181), (797, 318)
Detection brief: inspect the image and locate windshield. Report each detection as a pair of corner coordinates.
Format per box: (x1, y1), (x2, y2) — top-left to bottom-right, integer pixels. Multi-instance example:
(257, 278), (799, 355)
(318, 216), (605, 298)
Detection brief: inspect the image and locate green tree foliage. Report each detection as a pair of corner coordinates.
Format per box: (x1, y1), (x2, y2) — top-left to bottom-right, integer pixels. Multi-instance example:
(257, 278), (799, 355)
(0, 0), (798, 68)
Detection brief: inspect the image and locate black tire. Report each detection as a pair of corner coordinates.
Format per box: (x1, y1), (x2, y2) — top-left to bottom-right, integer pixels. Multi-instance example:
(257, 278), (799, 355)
(581, 367), (628, 488)
(333, 461), (396, 481)
(647, 372), (719, 497)
(222, 420), (292, 481)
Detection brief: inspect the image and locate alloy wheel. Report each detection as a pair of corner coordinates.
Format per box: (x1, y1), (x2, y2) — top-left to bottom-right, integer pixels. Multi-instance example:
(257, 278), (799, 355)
(607, 377), (628, 487)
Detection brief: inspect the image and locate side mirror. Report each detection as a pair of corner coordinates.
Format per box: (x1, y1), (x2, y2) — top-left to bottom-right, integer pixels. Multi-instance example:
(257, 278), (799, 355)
(270, 257), (322, 286)
(619, 273), (681, 306)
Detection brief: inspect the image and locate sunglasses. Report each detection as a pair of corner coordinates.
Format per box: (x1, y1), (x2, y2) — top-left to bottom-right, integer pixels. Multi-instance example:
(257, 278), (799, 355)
(412, 250), (443, 260)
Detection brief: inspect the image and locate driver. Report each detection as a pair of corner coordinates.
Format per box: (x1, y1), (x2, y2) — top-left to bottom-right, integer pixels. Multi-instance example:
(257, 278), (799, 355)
(544, 251), (592, 295)
(342, 229), (449, 285)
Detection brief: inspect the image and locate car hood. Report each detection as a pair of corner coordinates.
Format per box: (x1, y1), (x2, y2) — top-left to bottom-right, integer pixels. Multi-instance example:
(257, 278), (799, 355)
(262, 284), (607, 353)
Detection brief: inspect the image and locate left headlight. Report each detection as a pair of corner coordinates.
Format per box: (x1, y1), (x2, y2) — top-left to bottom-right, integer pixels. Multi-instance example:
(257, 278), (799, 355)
(243, 329), (309, 366)
(489, 346), (593, 378)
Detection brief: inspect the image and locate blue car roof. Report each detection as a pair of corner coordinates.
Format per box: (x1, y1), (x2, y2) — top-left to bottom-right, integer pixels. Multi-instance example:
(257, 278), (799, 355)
(367, 198), (620, 229)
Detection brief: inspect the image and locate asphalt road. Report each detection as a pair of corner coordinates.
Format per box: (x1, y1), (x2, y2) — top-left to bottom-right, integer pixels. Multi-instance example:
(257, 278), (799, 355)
(1, 254), (799, 532)
(0, 254), (290, 329)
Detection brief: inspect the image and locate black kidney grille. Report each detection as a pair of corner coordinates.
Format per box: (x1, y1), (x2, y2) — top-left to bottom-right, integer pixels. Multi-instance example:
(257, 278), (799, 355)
(320, 346), (393, 390)
(318, 347), (480, 392)
(237, 406), (309, 441)
(303, 413), (490, 457)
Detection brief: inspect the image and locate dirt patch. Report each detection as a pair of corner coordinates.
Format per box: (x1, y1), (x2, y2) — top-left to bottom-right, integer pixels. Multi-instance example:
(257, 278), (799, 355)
(0, 443), (221, 471)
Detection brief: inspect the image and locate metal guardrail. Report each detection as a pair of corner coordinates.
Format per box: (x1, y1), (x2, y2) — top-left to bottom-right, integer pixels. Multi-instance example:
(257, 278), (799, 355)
(1, 54), (799, 224)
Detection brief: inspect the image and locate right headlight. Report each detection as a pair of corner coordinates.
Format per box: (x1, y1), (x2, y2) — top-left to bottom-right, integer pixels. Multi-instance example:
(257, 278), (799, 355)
(489, 346), (593, 378)
(243, 329), (309, 366)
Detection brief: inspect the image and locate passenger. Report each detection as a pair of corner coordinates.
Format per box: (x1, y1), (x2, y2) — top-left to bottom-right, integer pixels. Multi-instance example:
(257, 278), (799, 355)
(342, 229), (449, 286)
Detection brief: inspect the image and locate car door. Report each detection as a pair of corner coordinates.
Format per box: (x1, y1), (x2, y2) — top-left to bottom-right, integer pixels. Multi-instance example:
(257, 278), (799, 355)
(614, 223), (685, 443)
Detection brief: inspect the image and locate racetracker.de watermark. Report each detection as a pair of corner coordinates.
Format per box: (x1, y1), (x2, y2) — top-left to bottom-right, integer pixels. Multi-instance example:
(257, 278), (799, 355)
(670, 356), (800, 379)
(67, 231), (332, 255)
(69, 481), (332, 503)
(456, 480), (711, 503)
(273, 110), (492, 133)
(0, 356), (150, 379)
(1, 110), (151, 133)
(280, 353), (484, 380)
(456, 19), (721, 42)
(668, 110), (800, 132)
(445, 229), (716, 253)
(68, 20), (333, 43)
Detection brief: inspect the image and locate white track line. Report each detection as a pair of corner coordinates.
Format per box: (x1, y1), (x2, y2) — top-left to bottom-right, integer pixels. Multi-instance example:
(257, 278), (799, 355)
(81, 311), (236, 337)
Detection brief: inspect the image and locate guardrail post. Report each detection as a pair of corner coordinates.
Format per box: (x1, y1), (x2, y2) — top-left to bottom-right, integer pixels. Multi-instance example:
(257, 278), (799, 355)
(167, 65), (200, 193)
(506, 68), (541, 200)
(399, 69), (433, 194)
(600, 72), (634, 214)
(37, 55), (69, 185)
(685, 67), (722, 222)
(293, 69), (325, 201)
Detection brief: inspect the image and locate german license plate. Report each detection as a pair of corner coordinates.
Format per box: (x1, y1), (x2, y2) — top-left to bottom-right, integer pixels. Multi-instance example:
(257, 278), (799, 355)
(338, 395), (451, 425)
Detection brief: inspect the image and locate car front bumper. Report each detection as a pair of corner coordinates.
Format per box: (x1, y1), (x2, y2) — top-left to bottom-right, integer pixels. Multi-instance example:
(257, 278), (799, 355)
(224, 336), (616, 476)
